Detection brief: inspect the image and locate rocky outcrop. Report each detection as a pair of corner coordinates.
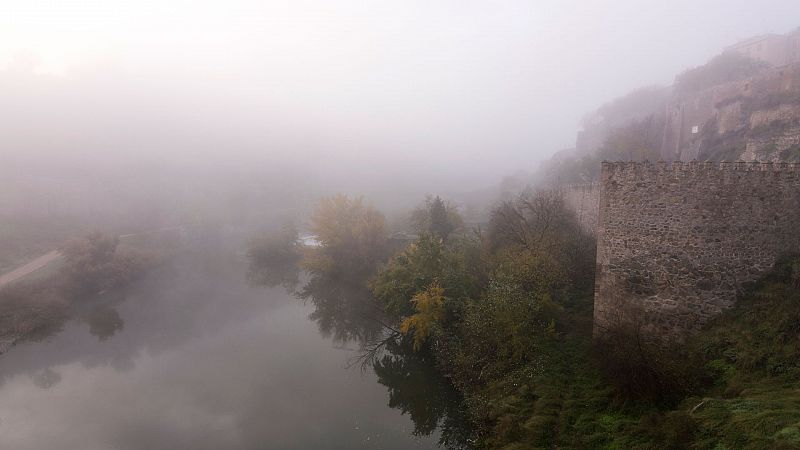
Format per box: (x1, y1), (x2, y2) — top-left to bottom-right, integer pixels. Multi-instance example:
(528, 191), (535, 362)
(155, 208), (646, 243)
(661, 63), (800, 163)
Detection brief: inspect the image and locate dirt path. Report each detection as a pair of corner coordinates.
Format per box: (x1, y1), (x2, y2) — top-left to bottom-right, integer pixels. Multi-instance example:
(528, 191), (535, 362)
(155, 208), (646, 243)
(0, 251), (62, 288)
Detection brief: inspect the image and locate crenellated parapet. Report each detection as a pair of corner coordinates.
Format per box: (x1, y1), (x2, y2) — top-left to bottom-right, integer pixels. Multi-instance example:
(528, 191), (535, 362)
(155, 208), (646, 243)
(600, 160), (800, 174)
(594, 160), (800, 341)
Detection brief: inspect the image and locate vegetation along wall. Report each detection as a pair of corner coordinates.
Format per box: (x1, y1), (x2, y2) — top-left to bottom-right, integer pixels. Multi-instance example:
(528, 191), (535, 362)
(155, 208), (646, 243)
(594, 160), (800, 339)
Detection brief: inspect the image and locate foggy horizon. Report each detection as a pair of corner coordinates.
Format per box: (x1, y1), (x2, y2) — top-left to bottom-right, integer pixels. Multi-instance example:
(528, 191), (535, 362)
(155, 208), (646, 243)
(4, 1), (800, 190)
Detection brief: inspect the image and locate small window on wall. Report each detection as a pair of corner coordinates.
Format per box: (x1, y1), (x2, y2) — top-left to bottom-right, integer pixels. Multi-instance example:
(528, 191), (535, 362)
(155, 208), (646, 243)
(691, 125), (699, 134)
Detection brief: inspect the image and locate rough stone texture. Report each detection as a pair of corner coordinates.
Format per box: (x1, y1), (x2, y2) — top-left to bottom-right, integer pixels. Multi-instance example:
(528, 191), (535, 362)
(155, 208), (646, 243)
(594, 161), (800, 340)
(562, 183), (600, 235)
(749, 104), (800, 129)
(743, 127), (800, 161)
(661, 62), (800, 163)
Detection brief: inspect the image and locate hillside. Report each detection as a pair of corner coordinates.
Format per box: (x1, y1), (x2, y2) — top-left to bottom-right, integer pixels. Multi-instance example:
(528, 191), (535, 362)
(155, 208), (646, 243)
(539, 45), (800, 186)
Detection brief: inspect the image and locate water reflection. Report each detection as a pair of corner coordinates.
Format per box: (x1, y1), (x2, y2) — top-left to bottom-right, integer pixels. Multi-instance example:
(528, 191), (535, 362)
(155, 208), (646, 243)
(246, 259), (300, 292)
(0, 241), (471, 449)
(297, 275), (387, 346)
(84, 305), (124, 341)
(373, 340), (474, 449)
(289, 268), (473, 449)
(31, 367), (62, 389)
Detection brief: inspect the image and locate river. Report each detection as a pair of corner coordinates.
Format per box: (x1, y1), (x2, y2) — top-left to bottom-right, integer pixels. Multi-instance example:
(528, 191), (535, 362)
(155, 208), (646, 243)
(0, 240), (468, 449)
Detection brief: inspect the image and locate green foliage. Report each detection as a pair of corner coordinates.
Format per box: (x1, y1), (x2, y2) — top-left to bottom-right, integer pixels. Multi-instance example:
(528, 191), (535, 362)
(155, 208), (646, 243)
(698, 254), (800, 381)
(329, 186), (800, 449)
(303, 194), (389, 282)
(371, 233), (483, 319)
(487, 189), (595, 293)
(448, 280), (560, 390)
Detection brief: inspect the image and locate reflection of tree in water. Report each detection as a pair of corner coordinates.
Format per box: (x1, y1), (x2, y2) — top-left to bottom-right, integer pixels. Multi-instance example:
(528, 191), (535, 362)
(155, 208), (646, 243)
(246, 261), (300, 292)
(85, 305), (124, 341)
(297, 275), (388, 346)
(247, 253), (473, 447)
(373, 338), (474, 450)
(298, 274), (474, 449)
(31, 367), (62, 389)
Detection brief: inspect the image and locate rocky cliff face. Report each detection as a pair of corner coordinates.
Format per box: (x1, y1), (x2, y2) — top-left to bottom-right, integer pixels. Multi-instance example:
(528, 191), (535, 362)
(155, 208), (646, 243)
(662, 63), (800, 163)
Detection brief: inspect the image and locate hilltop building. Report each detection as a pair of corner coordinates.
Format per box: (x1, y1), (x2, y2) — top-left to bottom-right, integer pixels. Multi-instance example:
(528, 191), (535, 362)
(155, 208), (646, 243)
(725, 28), (800, 67)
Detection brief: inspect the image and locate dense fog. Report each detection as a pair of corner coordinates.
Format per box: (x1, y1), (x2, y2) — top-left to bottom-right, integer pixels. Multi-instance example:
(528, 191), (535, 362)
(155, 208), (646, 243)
(3, 0), (800, 228)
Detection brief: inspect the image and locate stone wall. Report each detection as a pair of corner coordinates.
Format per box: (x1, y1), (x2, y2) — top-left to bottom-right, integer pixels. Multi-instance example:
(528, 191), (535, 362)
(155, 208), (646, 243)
(594, 161), (800, 340)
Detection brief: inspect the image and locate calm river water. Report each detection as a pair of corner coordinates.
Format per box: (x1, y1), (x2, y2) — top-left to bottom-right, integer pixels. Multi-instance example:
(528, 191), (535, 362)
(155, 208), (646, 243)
(0, 242), (466, 449)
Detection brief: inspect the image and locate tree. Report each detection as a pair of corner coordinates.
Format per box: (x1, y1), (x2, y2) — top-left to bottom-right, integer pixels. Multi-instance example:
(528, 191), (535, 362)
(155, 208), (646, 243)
(303, 194), (388, 282)
(371, 233), (484, 319)
(60, 232), (151, 298)
(401, 282), (446, 351)
(410, 195), (463, 240)
(488, 189), (596, 293)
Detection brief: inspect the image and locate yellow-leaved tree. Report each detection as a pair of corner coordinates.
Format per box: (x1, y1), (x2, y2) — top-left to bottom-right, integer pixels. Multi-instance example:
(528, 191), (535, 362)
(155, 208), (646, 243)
(400, 281), (446, 351)
(303, 194), (388, 281)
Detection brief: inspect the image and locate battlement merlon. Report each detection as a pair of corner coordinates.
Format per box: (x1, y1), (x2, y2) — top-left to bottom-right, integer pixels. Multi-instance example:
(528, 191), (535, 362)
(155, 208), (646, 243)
(600, 160), (800, 176)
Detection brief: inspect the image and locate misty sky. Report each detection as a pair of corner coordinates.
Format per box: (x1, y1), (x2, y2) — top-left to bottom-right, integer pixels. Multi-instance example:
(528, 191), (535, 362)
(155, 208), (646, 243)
(2, 0), (800, 184)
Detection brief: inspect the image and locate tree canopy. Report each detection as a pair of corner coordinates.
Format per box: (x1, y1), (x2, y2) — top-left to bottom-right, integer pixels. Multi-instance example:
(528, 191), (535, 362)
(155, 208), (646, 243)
(303, 194), (388, 282)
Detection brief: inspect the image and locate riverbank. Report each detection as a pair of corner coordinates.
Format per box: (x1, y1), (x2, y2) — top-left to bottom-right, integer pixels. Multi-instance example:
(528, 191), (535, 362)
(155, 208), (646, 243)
(0, 233), (163, 353)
